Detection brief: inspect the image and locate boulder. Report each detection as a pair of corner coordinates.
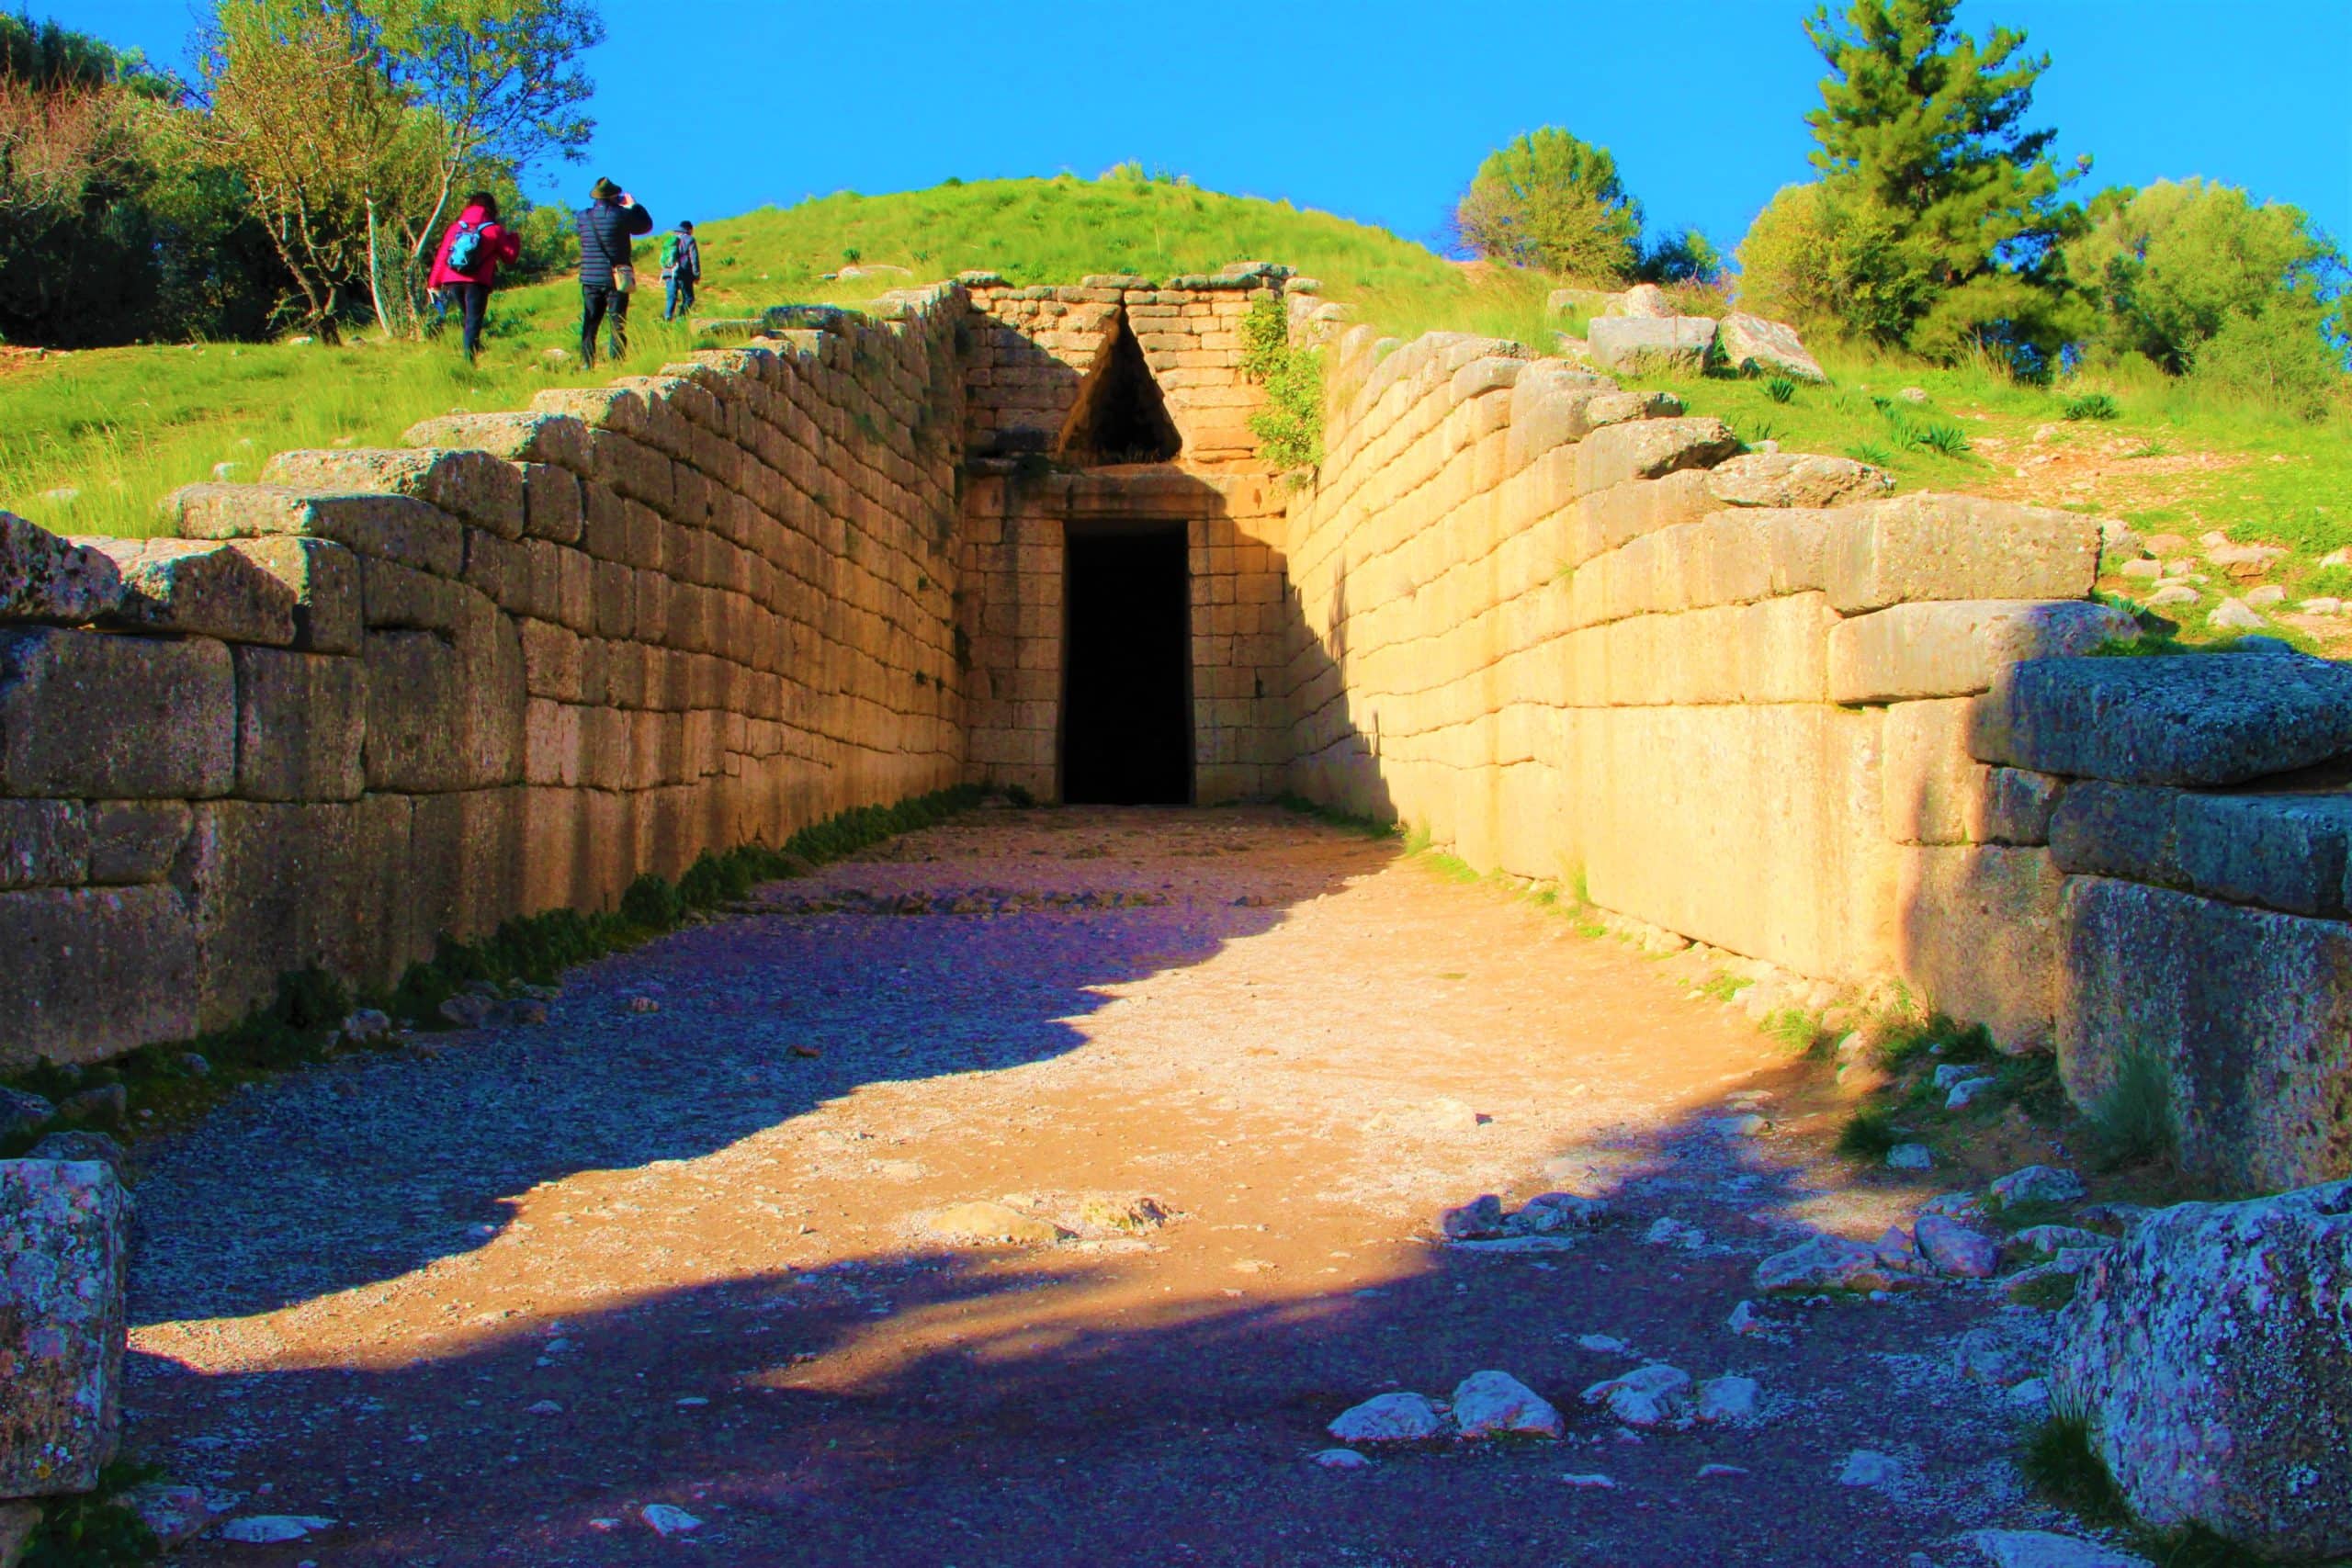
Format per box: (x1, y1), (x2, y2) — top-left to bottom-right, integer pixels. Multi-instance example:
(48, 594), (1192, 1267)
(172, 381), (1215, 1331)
(1327, 1392), (1446, 1443)
(1613, 283), (1676, 318)
(0, 1158), (130, 1496)
(1695, 1374), (1760, 1423)
(2052, 1179), (2352, 1559)
(914, 1201), (1069, 1247)
(1449, 1371), (1563, 1438)
(1580, 1362), (1691, 1426)
(1546, 287), (1620, 317)
(0, 513), (119, 626)
(401, 412), (591, 472)
(1755, 1233), (1919, 1292)
(1964, 1530), (2153, 1568)
(1990, 1165), (2085, 1208)
(1717, 312), (1826, 381)
(1588, 315), (1718, 373)
(1916, 1214), (2000, 1278)
(1704, 452), (1890, 510)
(1971, 654), (2352, 787)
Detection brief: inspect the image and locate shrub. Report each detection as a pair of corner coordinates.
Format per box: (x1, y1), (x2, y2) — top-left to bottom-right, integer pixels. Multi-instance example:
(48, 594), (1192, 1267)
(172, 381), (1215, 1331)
(2090, 1045), (2177, 1168)
(1240, 295), (1323, 474)
(2064, 391), (2121, 421)
(2019, 1404), (2122, 1517)
(1764, 376), (1797, 404)
(1837, 1107), (1899, 1159)
(1916, 421), (1973, 457)
(1453, 126), (1642, 281)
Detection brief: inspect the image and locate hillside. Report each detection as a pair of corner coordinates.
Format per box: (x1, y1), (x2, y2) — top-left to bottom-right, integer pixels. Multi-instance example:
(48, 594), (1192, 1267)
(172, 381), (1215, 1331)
(2, 172), (2345, 659)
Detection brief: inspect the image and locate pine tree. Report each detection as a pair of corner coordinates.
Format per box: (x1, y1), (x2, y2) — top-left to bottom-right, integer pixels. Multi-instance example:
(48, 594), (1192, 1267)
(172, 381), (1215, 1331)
(1801, 0), (2089, 367)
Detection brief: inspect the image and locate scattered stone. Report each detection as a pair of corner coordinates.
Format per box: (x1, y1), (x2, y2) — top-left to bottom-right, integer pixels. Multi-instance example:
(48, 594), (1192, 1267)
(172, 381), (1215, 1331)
(1576, 1333), (1631, 1354)
(176, 1051), (210, 1077)
(2118, 559), (2162, 580)
(2245, 584), (2287, 608)
(1615, 283), (1675, 318)
(1451, 1371), (1564, 1438)
(1581, 1363), (1691, 1427)
(1072, 1194), (1172, 1234)
(1708, 1112), (1770, 1137)
(1990, 1166), (2084, 1208)
(1917, 1214), (2002, 1278)
(2208, 597), (2266, 629)
(1887, 1144), (1933, 1171)
(1697, 1462), (1749, 1479)
(437, 993), (492, 1029)
(2052, 1177), (2352, 1559)
(1726, 1300), (1768, 1337)
(28, 1131), (124, 1176)
(1560, 1472), (1618, 1489)
(1953, 1315), (2054, 1387)
(1756, 1234), (1917, 1293)
(1508, 1192), (1609, 1234)
(1695, 1375), (1759, 1424)
(1716, 312), (1826, 381)
(1310, 1447), (1370, 1469)
(0, 1158), (130, 1495)
(2011, 1224), (2112, 1260)
(639, 1503), (701, 1537)
(55, 1084), (125, 1127)
(1945, 1075), (1999, 1109)
(1441, 1194), (1507, 1240)
(219, 1515), (335, 1543)
(1328, 1392), (1446, 1444)
(1838, 1450), (1902, 1487)
(0, 1087), (53, 1138)
(789, 1043), (821, 1059)
(1963, 1529), (2154, 1568)
(628, 996), (660, 1014)
(1923, 1190), (1992, 1225)
(527, 1399), (562, 1416)
(2146, 584), (2198, 606)
(485, 998), (549, 1028)
(916, 1201), (1070, 1247)
(119, 1482), (225, 1548)
(1931, 1064), (1976, 1089)
(2008, 1377), (2052, 1410)
(341, 1008), (392, 1043)
(1643, 1216), (1705, 1249)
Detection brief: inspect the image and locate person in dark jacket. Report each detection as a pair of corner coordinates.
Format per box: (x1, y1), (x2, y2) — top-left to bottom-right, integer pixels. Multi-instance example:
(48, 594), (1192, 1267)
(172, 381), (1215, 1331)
(662, 220), (703, 321)
(575, 176), (653, 367)
(427, 191), (522, 361)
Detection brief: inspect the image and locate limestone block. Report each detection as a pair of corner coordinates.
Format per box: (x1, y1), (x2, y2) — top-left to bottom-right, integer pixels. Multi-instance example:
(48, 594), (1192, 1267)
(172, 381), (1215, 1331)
(1588, 314), (1717, 372)
(2058, 876), (2352, 1190)
(177, 799), (360, 1027)
(1706, 452), (1891, 510)
(0, 886), (198, 1066)
(85, 537), (297, 645)
(522, 462), (584, 544)
(401, 410), (590, 472)
(1883, 698), (1987, 845)
(1574, 417), (1740, 496)
(1972, 654), (2352, 787)
(0, 511), (121, 626)
(1894, 843), (2064, 1050)
(1716, 312), (1826, 381)
(0, 800), (86, 889)
(1828, 599), (2136, 703)
(85, 800), (189, 885)
(401, 787), (525, 949)
(360, 608), (523, 795)
(2049, 780), (2183, 886)
(518, 617), (583, 702)
(0, 627), (233, 798)
(2172, 793), (2352, 919)
(235, 537), (361, 654)
(164, 483), (463, 579)
(263, 447), (525, 539)
(1827, 493), (2099, 614)
(1980, 769), (2063, 846)
(232, 647), (366, 802)
(0, 1157), (128, 1495)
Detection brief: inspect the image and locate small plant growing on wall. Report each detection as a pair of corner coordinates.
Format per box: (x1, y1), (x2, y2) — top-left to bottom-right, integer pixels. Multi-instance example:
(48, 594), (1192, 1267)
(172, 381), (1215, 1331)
(1240, 296), (1324, 479)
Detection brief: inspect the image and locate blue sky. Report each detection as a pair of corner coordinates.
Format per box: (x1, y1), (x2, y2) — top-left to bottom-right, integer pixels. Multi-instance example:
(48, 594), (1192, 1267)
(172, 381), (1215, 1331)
(67, 0), (2352, 254)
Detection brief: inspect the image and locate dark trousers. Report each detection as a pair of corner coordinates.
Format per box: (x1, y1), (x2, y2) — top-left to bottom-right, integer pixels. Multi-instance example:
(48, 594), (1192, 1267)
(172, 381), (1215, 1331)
(440, 281), (491, 359)
(664, 272), (696, 321)
(580, 284), (630, 367)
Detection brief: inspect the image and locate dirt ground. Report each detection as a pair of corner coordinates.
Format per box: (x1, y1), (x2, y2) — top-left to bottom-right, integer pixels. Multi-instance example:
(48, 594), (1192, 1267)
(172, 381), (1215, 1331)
(124, 807), (2105, 1566)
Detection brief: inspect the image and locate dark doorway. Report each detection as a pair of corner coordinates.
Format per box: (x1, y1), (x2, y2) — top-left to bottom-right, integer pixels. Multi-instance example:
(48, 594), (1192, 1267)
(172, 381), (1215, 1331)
(1057, 318), (1182, 465)
(1061, 529), (1193, 805)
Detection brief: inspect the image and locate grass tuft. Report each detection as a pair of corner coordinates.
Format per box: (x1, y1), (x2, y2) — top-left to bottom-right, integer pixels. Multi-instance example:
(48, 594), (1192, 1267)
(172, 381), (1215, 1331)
(1837, 1106), (1899, 1160)
(2090, 1045), (2178, 1169)
(2063, 391), (2122, 422)
(2020, 1406), (2123, 1517)
(2009, 1269), (2081, 1311)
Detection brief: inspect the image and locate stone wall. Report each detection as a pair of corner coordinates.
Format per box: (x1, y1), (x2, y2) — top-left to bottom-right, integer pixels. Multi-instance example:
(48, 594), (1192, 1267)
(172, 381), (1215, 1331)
(0, 286), (970, 1068)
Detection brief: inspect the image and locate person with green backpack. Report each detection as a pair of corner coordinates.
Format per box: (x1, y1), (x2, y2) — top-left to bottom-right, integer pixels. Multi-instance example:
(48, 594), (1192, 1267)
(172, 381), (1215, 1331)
(426, 191), (521, 361)
(661, 220), (703, 321)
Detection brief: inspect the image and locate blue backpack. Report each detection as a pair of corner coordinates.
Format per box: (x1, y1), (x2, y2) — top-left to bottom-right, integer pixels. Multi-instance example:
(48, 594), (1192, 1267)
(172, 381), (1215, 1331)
(447, 220), (485, 273)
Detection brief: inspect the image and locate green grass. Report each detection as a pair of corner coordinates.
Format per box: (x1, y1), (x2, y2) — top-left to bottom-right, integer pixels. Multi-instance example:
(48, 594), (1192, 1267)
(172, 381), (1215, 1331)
(1837, 1106), (1900, 1160)
(2021, 1408), (2123, 1517)
(2089, 1045), (2180, 1169)
(2009, 1269), (2080, 1310)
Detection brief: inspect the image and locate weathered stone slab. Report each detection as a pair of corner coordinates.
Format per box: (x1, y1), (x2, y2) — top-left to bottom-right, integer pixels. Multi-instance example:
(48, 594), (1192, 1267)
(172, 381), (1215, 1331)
(521, 464), (584, 545)
(233, 537), (361, 655)
(164, 484), (464, 579)
(0, 627), (234, 798)
(177, 800), (364, 1028)
(1828, 600), (2136, 703)
(2058, 876), (2352, 1191)
(232, 646), (366, 802)
(0, 512), (120, 626)
(1574, 417), (1739, 494)
(1827, 494), (2099, 614)
(0, 800), (87, 889)
(0, 886), (199, 1066)
(1587, 315), (1717, 373)
(2053, 1178), (2352, 1559)
(1717, 311), (1826, 380)
(1972, 654), (2352, 787)
(0, 1157), (129, 1496)
(2172, 793), (2352, 919)
(84, 537), (298, 645)
(262, 449), (524, 540)
(85, 800), (190, 885)
(401, 411), (590, 473)
(2048, 781), (2182, 886)
(1894, 843), (2064, 1051)
(1705, 452), (1889, 510)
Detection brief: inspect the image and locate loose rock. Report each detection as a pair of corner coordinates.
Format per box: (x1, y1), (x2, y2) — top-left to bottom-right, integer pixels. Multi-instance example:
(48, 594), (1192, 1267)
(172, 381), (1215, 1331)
(1327, 1391), (1446, 1444)
(640, 1504), (701, 1536)
(1441, 1194), (1507, 1240)
(1917, 1214), (2002, 1278)
(1695, 1375), (1759, 1424)
(1991, 1166), (2084, 1208)
(1755, 1233), (1917, 1293)
(1837, 1450), (1902, 1487)
(119, 1483), (225, 1548)
(1310, 1447), (1370, 1469)
(1450, 1371), (1563, 1439)
(1963, 1530), (2154, 1568)
(1886, 1144), (1933, 1171)
(219, 1516), (335, 1543)
(916, 1201), (1070, 1247)
(1581, 1364), (1691, 1427)
(0, 1156), (130, 1495)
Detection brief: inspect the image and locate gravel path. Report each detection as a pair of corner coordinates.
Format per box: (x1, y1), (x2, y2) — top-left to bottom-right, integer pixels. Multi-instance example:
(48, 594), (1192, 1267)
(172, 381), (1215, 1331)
(124, 806), (2101, 1566)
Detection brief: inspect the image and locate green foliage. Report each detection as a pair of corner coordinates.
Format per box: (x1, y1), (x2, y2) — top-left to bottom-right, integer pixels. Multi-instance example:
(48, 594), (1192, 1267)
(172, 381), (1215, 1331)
(1271, 791), (1400, 839)
(1698, 974), (1746, 1004)
(2090, 1045), (2177, 1168)
(1785, 0), (2090, 367)
(1453, 126), (1642, 282)
(1636, 226), (1724, 286)
(1764, 1007), (1824, 1054)
(2020, 1407), (2122, 1517)
(2009, 1269), (2079, 1310)
(1764, 376), (1798, 404)
(1837, 1106), (1899, 1159)
(21, 1460), (164, 1566)
(1240, 296), (1323, 474)
(2064, 390), (2121, 421)
(1913, 419), (1973, 457)
(618, 872), (684, 929)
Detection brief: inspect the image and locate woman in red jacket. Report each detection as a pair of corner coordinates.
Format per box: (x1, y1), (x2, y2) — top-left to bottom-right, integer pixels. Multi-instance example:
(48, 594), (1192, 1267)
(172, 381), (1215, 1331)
(427, 192), (523, 361)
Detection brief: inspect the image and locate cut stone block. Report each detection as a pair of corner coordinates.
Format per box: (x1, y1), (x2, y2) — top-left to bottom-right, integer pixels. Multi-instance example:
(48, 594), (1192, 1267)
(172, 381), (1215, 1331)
(0, 627), (234, 798)
(177, 800), (365, 1028)
(85, 537), (298, 645)
(1574, 417), (1740, 494)
(1717, 312), (1825, 381)
(0, 799), (87, 889)
(85, 800), (191, 885)
(1973, 654), (2352, 786)
(0, 1157), (129, 1497)
(0, 511), (120, 626)
(0, 885), (198, 1068)
(2049, 780), (2183, 886)
(1587, 315), (1718, 373)
(232, 646), (366, 802)
(1894, 843), (2064, 1051)
(2058, 876), (2352, 1191)
(262, 448), (525, 539)
(164, 484), (463, 579)
(1828, 600), (2136, 703)
(2172, 793), (2352, 919)
(401, 411), (591, 473)
(1827, 493), (2100, 614)
(235, 537), (361, 655)
(1705, 452), (1890, 509)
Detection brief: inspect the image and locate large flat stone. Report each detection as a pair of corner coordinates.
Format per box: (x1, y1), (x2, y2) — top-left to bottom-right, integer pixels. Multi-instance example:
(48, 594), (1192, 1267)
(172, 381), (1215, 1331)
(1894, 843), (2064, 1051)
(0, 1158), (129, 1496)
(1587, 314), (1717, 373)
(232, 647), (366, 802)
(2048, 780), (2183, 886)
(1972, 654), (2352, 786)
(1828, 494), (2099, 614)
(262, 448), (525, 539)
(1574, 417), (1740, 494)
(0, 627), (234, 798)
(176, 800), (363, 1028)
(2057, 876), (2352, 1191)
(1828, 600), (2135, 703)
(401, 412), (591, 473)
(1705, 452), (1889, 510)
(1716, 311), (1825, 381)
(84, 537), (298, 645)
(163, 484), (463, 579)
(0, 885), (198, 1068)
(0, 512), (120, 626)
(2172, 793), (2352, 919)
